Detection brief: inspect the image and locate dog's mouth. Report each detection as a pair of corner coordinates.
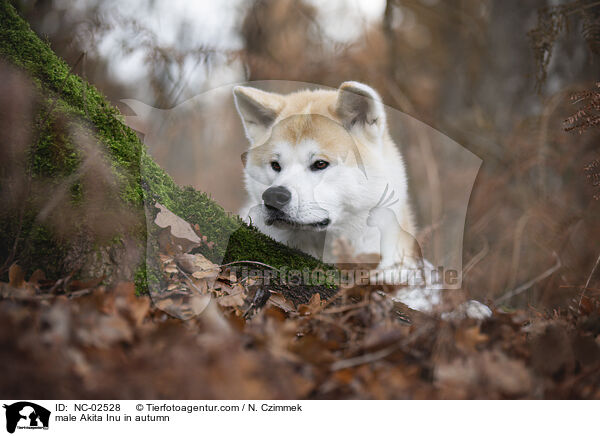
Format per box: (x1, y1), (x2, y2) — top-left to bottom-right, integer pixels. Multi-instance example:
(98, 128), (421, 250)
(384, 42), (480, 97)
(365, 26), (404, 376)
(264, 207), (330, 230)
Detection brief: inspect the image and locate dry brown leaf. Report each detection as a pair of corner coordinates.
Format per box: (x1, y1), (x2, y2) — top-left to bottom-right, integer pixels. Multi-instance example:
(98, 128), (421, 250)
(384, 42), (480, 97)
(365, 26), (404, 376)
(154, 202), (202, 254)
(436, 350), (532, 398)
(187, 277), (209, 293)
(268, 291), (297, 313)
(113, 282), (151, 326)
(28, 269), (46, 285)
(164, 265), (178, 274)
(455, 325), (489, 352)
(0, 282), (36, 299)
(154, 202), (201, 244)
(218, 291), (245, 308)
(189, 294), (211, 316)
(76, 313), (133, 348)
(482, 351), (533, 397)
(154, 297), (175, 313)
(299, 293), (323, 315)
(8, 263), (25, 288)
(529, 321), (575, 376)
(214, 281), (246, 308)
(175, 253), (219, 279)
(69, 275), (105, 291)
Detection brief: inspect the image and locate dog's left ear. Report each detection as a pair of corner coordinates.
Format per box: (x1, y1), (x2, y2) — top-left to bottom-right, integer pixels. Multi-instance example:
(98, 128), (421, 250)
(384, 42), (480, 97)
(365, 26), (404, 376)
(335, 81), (386, 142)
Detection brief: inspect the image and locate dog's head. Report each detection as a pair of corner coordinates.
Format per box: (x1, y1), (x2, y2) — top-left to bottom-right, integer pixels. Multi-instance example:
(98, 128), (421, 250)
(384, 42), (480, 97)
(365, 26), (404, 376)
(233, 82), (389, 232)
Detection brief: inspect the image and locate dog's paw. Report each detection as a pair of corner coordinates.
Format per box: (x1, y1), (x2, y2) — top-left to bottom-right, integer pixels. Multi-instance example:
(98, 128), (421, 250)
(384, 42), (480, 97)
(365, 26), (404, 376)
(441, 300), (492, 320)
(389, 287), (442, 312)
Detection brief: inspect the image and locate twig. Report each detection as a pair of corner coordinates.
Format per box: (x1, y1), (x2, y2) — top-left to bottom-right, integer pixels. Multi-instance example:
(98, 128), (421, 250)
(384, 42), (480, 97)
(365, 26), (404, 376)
(331, 343), (400, 371)
(566, 0), (600, 15)
(175, 264), (211, 296)
(579, 253), (600, 308)
(330, 326), (429, 371)
(219, 260), (280, 271)
(67, 288), (95, 299)
(507, 212), (532, 290)
(322, 300), (370, 314)
(559, 284), (600, 293)
(495, 252), (561, 304)
(462, 236), (489, 278)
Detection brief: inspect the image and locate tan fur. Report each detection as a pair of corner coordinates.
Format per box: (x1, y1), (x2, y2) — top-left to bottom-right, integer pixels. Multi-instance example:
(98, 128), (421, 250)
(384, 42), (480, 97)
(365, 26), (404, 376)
(249, 113), (359, 167)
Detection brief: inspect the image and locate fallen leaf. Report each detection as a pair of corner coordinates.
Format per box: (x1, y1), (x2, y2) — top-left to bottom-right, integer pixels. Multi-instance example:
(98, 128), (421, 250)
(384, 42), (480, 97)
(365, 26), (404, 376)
(529, 321), (575, 376)
(299, 293), (323, 315)
(113, 282), (151, 327)
(154, 202), (201, 243)
(217, 291), (245, 308)
(455, 325), (489, 352)
(8, 263), (25, 288)
(176, 253), (219, 280)
(268, 291), (297, 313)
(69, 275), (105, 292)
(28, 269), (46, 285)
(189, 294), (211, 316)
(154, 202), (201, 253)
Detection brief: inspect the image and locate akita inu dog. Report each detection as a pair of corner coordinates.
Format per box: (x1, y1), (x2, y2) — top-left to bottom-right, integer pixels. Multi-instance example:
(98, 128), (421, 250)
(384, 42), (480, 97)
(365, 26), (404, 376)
(233, 81), (492, 318)
(233, 81), (424, 281)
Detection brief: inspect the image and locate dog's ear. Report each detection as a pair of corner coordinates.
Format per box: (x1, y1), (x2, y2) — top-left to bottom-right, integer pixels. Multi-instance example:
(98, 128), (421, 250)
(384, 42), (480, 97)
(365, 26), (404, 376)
(335, 81), (386, 143)
(233, 86), (284, 145)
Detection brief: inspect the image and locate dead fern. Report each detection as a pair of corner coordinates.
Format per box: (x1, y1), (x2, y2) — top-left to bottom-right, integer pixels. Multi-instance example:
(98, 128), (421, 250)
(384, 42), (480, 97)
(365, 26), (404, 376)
(584, 159), (600, 200)
(529, 1), (600, 92)
(583, 5), (600, 53)
(564, 82), (600, 199)
(564, 82), (600, 133)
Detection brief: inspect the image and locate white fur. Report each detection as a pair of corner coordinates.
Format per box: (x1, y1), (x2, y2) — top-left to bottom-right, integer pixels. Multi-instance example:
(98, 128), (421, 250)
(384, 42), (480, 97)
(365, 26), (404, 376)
(235, 82), (413, 270)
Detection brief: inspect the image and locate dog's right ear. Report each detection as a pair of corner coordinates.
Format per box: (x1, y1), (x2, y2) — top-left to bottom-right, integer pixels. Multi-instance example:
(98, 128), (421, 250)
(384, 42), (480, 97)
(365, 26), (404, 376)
(233, 86), (284, 146)
(335, 81), (386, 144)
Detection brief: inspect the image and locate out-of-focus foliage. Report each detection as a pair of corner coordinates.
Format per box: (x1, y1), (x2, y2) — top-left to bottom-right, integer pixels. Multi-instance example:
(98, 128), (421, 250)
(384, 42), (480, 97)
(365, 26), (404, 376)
(529, 0), (600, 91)
(2, 266), (600, 399)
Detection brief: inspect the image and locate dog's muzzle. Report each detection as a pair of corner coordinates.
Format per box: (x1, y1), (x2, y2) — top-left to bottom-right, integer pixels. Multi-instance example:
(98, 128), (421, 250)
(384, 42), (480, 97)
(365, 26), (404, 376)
(261, 186), (330, 230)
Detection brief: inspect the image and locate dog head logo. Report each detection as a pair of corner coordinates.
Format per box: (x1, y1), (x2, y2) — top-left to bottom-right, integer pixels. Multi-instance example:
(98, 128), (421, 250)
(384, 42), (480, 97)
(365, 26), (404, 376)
(3, 402), (50, 434)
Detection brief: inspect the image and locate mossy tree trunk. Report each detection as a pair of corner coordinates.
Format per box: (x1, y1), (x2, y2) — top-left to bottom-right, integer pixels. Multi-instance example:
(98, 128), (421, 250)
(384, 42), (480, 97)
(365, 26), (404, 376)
(0, 2), (336, 304)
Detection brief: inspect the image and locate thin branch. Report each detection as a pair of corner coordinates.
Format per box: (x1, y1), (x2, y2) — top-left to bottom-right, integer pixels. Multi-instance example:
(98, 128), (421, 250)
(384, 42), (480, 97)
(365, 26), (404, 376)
(218, 260), (280, 271)
(331, 343), (400, 371)
(579, 253), (600, 308)
(495, 252), (562, 304)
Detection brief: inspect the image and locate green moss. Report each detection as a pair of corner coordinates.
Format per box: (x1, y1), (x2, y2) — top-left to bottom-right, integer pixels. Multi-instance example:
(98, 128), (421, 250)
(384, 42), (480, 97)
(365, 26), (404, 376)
(0, 1), (337, 299)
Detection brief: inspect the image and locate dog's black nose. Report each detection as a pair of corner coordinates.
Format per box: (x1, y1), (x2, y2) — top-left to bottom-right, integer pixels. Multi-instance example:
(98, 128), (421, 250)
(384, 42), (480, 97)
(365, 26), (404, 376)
(262, 186), (291, 209)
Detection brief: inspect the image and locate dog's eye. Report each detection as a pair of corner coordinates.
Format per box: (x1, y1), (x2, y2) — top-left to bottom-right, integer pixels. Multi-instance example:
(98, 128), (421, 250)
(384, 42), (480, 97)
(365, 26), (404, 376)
(311, 160), (329, 171)
(270, 161), (281, 172)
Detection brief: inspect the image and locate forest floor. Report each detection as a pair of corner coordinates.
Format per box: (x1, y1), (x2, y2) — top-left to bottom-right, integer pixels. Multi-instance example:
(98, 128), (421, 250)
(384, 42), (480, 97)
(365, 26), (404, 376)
(2, 249), (600, 399)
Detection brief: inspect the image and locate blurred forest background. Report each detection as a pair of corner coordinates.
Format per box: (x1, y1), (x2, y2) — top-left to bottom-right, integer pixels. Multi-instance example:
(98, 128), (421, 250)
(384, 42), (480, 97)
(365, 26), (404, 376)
(13, 0), (599, 308)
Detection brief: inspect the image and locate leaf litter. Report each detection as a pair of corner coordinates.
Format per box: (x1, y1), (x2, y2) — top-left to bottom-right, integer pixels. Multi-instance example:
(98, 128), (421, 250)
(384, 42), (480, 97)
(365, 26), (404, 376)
(1, 207), (600, 399)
